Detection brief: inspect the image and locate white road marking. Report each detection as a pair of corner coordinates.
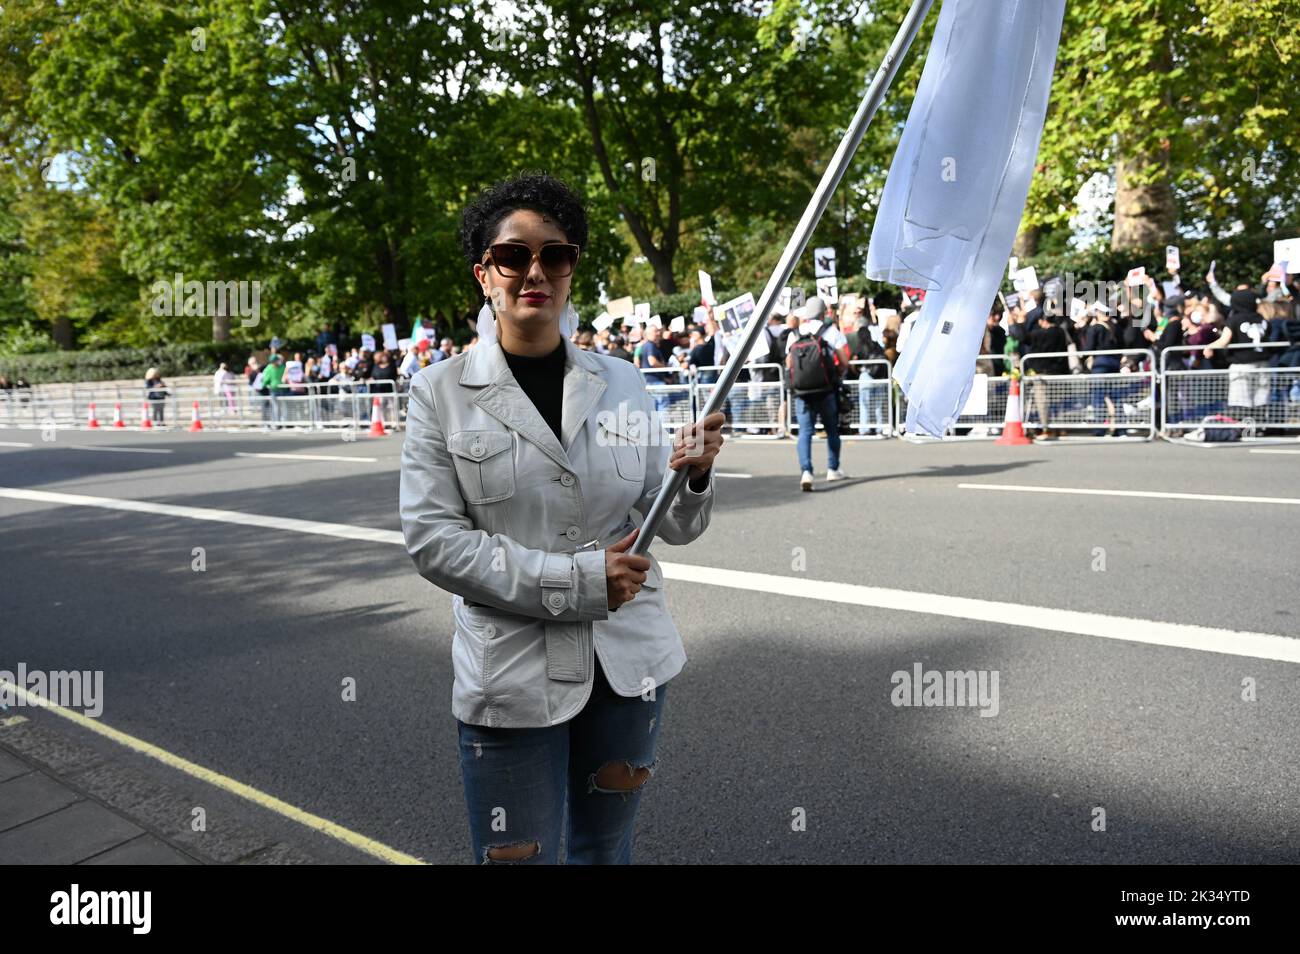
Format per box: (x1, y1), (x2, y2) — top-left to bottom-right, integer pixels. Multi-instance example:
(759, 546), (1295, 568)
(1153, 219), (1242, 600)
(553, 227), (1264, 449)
(715, 471), (752, 478)
(1249, 449), (1300, 456)
(3, 486), (1297, 664)
(959, 482), (1300, 507)
(234, 452), (379, 463)
(65, 445), (174, 455)
(0, 487), (400, 546)
(0, 441), (34, 448)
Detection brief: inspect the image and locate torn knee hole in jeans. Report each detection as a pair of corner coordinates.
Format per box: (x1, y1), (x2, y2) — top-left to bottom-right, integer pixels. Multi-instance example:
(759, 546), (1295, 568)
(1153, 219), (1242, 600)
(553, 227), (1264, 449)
(587, 758), (659, 799)
(483, 839), (541, 863)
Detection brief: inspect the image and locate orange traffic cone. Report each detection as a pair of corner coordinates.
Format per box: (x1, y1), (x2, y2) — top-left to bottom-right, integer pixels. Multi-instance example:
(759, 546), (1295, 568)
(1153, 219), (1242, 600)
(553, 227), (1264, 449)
(140, 401), (153, 429)
(86, 402), (100, 428)
(112, 402), (125, 428)
(995, 377), (1032, 446)
(368, 397), (388, 437)
(188, 400), (204, 432)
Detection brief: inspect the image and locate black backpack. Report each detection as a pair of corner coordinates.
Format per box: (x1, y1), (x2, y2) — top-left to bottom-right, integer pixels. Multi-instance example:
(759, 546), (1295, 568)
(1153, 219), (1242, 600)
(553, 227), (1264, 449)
(789, 326), (840, 396)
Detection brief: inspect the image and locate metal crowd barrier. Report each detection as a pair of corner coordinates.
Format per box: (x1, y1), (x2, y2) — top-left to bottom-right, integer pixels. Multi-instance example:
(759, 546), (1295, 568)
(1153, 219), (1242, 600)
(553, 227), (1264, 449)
(1159, 342), (1300, 442)
(10, 342), (1299, 449)
(692, 363), (786, 437)
(0, 381), (410, 433)
(638, 366), (695, 430)
(1019, 349), (1156, 440)
(840, 359), (894, 439)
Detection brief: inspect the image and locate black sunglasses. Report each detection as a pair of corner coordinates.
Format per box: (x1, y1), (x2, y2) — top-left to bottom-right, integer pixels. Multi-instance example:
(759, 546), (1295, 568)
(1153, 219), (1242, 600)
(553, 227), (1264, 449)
(484, 241), (580, 278)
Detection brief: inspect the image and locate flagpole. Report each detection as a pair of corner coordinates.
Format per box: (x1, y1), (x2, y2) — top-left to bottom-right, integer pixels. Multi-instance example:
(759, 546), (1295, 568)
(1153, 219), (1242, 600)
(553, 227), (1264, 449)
(630, 0), (936, 558)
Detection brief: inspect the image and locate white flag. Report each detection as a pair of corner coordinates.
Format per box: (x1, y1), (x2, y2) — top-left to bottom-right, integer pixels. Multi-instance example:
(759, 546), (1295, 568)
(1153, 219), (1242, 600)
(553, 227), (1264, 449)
(865, 0), (1065, 437)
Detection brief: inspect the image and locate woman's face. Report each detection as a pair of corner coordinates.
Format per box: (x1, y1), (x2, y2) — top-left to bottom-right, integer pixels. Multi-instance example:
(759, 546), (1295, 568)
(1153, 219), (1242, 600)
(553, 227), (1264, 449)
(472, 208), (575, 335)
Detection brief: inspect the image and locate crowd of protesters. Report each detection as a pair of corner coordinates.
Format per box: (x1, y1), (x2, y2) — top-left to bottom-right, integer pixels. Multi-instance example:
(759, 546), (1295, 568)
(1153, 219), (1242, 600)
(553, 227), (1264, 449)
(12, 259), (1294, 453)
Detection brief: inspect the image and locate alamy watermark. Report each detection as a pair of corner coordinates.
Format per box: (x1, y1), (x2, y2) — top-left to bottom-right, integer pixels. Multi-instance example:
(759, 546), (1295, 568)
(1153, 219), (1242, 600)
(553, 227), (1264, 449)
(0, 663), (104, 717)
(890, 663), (1000, 717)
(150, 272), (261, 327)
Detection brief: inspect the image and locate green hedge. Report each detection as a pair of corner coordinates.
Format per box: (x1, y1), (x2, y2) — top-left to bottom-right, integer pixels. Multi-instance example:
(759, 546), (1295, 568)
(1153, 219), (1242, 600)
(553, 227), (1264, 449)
(0, 342), (253, 386)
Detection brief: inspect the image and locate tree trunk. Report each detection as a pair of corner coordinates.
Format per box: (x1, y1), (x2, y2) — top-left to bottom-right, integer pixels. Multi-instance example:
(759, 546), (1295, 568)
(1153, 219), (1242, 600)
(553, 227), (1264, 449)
(212, 311), (230, 343)
(51, 316), (73, 349)
(1013, 223), (1039, 259)
(647, 248), (677, 295)
(1111, 151), (1175, 251)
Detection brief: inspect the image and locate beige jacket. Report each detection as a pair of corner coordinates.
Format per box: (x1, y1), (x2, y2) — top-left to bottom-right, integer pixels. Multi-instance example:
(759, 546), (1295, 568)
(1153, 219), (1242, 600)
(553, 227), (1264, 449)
(399, 335), (715, 727)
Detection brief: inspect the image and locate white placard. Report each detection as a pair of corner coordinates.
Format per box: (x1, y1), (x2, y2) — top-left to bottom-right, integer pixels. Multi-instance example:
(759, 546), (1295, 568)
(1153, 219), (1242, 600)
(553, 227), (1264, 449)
(698, 270), (716, 306)
(1165, 245), (1180, 271)
(1274, 238), (1300, 272)
(634, 302), (651, 324)
(1008, 256), (1019, 279)
(647, 314), (662, 328)
(381, 323), (398, 350)
(960, 373), (988, 416)
(1011, 266), (1039, 293)
(360, 333), (376, 351)
(592, 312), (614, 331)
(1125, 266), (1147, 287)
(607, 296), (634, 318)
(816, 277), (838, 304)
(692, 305), (710, 324)
(285, 360), (304, 383)
(397, 338), (412, 351)
(669, 315), (685, 333)
(814, 247), (836, 278)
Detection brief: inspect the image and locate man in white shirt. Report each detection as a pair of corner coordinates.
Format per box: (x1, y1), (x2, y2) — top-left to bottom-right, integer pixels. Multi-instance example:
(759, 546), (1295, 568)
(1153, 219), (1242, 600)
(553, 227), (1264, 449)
(784, 297), (849, 490)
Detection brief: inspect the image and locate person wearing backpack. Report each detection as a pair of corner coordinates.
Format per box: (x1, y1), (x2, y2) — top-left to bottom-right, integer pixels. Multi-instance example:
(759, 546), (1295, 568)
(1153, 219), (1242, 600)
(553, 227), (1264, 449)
(784, 296), (849, 490)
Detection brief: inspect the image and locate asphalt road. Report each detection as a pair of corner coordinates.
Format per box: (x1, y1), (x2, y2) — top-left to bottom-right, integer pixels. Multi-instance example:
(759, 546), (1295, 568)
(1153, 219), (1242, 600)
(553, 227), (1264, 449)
(2, 424), (1298, 863)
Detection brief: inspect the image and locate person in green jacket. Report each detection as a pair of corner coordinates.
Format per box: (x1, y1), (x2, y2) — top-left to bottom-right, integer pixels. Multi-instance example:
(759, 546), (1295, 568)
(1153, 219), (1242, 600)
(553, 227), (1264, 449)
(261, 354), (286, 427)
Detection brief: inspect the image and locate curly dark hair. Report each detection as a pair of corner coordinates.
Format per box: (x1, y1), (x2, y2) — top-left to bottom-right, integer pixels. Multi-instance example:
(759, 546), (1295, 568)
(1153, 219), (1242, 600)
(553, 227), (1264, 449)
(459, 171), (589, 272)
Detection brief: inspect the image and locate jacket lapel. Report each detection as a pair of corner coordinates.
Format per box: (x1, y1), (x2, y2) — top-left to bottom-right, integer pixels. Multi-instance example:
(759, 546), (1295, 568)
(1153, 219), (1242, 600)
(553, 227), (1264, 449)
(461, 336), (607, 471)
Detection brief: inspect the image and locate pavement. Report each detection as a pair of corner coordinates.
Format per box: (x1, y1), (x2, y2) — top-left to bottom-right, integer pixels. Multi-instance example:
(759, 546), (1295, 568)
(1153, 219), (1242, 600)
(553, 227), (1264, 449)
(1, 423), (1298, 864)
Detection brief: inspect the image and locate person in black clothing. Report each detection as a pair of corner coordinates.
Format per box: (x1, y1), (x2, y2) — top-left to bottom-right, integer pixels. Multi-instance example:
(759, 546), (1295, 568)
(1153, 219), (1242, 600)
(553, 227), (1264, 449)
(1025, 311), (1069, 438)
(607, 334), (633, 362)
(849, 318), (890, 434)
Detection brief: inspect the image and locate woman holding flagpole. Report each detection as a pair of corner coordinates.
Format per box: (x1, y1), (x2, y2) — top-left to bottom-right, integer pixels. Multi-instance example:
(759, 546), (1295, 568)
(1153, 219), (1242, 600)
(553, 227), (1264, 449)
(399, 171), (725, 864)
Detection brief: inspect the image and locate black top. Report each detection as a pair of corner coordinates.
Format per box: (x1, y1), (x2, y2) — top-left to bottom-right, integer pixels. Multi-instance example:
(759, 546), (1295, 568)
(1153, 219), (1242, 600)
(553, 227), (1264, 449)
(501, 338), (566, 442)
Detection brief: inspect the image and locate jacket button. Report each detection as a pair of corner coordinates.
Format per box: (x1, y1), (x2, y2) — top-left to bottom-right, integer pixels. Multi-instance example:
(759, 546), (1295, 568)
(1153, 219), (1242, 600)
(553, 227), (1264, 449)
(484, 624), (495, 638)
(470, 441), (485, 458)
(548, 592), (566, 610)
(560, 472), (575, 486)
(565, 526), (581, 540)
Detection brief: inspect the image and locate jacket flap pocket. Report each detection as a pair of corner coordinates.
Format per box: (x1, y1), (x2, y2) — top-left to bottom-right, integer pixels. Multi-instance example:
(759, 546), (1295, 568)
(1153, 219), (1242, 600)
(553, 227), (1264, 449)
(447, 429), (513, 462)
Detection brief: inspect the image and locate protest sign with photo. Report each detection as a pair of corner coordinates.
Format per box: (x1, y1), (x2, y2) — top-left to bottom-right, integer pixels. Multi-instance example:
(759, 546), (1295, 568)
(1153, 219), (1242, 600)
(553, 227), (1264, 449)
(716, 292), (755, 334)
(814, 247), (836, 278)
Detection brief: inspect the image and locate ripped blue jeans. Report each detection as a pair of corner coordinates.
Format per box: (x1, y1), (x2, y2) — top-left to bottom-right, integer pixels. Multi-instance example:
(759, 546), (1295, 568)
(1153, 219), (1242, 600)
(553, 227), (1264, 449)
(456, 653), (669, 864)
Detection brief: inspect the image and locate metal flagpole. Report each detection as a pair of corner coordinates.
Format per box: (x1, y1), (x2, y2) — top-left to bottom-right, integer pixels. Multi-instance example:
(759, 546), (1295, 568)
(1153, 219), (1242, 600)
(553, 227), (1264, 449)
(631, 0), (936, 558)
